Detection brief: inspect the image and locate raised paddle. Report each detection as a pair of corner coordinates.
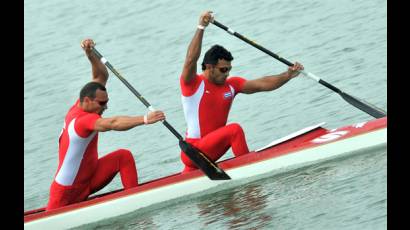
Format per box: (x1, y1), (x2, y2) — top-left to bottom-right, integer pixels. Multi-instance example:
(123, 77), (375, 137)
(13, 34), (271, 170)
(91, 47), (231, 180)
(211, 20), (387, 119)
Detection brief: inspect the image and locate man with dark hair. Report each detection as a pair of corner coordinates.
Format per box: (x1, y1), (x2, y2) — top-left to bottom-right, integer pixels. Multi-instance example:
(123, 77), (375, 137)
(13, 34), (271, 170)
(179, 11), (304, 173)
(46, 39), (166, 210)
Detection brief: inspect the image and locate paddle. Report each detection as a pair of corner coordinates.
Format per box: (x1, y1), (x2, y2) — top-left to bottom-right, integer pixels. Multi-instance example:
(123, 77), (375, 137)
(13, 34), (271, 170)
(91, 47), (231, 180)
(211, 20), (387, 119)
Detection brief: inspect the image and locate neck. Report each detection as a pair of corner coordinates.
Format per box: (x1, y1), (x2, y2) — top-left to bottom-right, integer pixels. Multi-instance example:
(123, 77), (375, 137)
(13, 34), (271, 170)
(203, 70), (213, 82)
(78, 102), (90, 112)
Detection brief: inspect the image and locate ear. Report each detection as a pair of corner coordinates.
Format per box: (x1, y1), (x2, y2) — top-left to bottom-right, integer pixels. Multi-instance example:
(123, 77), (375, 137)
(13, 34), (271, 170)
(83, 96), (92, 103)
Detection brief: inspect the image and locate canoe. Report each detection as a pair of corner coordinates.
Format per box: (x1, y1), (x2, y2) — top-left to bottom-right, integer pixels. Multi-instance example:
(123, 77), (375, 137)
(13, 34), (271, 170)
(24, 117), (387, 229)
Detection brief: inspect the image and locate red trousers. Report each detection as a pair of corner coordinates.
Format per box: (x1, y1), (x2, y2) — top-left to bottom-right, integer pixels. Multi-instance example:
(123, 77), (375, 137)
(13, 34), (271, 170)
(181, 123), (249, 173)
(46, 149), (138, 210)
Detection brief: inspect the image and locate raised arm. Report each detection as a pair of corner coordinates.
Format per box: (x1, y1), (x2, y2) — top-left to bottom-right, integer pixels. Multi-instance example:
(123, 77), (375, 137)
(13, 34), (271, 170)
(181, 11), (214, 83)
(241, 62), (304, 94)
(81, 39), (109, 86)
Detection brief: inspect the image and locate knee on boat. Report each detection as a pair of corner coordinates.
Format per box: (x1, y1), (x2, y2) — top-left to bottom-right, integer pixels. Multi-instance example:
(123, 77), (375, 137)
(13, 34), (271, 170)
(117, 149), (134, 159)
(227, 123), (244, 134)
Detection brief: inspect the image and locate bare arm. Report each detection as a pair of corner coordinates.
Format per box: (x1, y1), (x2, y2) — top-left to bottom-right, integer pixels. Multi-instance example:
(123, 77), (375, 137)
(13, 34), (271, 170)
(94, 110), (166, 132)
(181, 11), (214, 83)
(81, 39), (109, 86)
(242, 62), (304, 94)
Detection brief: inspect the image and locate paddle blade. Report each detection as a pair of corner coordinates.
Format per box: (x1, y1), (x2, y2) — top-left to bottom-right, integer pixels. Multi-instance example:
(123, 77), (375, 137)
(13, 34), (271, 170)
(179, 140), (231, 180)
(317, 78), (386, 119)
(339, 92), (386, 119)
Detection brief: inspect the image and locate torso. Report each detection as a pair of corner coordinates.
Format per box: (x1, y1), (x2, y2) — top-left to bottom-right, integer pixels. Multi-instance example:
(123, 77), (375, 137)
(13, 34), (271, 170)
(54, 100), (101, 187)
(180, 74), (246, 139)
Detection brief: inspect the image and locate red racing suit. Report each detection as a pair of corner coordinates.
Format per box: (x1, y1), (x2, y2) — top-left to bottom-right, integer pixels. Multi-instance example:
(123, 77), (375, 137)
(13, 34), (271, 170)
(46, 100), (137, 210)
(180, 74), (250, 172)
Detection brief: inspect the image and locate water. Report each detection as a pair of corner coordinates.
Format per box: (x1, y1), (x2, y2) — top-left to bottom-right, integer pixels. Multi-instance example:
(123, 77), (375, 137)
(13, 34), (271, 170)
(24, 0), (386, 228)
(76, 147), (387, 230)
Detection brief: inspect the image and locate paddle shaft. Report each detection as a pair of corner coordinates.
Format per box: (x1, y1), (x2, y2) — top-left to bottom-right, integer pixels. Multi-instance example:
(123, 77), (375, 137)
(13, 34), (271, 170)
(212, 21), (293, 65)
(212, 20), (386, 119)
(90, 47), (231, 180)
(92, 48), (184, 141)
(213, 20), (354, 92)
(211, 22), (340, 91)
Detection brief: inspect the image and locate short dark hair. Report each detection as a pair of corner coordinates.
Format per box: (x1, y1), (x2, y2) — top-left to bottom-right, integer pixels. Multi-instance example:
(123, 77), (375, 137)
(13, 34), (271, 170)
(201, 45), (234, 70)
(79, 82), (106, 102)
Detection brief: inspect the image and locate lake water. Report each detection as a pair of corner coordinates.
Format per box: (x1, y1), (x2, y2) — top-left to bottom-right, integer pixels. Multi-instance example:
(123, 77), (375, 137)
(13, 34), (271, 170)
(24, 0), (386, 229)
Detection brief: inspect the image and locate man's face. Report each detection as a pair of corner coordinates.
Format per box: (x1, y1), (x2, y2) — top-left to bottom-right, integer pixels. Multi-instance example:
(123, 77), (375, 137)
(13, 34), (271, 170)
(209, 59), (232, 85)
(91, 89), (109, 115)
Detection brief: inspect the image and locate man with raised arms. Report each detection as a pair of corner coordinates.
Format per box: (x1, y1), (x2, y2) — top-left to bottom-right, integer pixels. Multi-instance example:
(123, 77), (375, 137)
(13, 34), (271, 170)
(179, 11), (304, 172)
(46, 39), (166, 210)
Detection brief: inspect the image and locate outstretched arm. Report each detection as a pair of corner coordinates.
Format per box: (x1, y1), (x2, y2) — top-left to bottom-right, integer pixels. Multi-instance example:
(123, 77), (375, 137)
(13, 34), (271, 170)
(181, 11), (214, 83)
(241, 62), (304, 94)
(93, 110), (166, 132)
(81, 39), (109, 86)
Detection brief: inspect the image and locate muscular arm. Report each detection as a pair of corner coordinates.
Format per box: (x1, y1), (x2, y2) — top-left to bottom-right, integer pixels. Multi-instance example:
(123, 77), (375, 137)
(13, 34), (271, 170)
(181, 11), (213, 83)
(181, 30), (204, 83)
(94, 116), (145, 132)
(242, 72), (292, 94)
(87, 51), (109, 86)
(94, 110), (166, 132)
(81, 39), (109, 86)
(241, 62), (304, 94)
